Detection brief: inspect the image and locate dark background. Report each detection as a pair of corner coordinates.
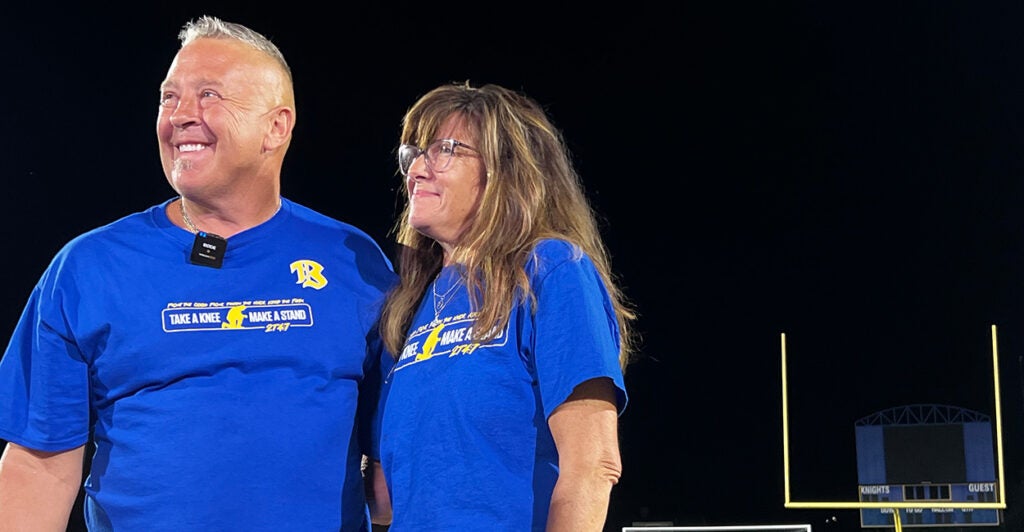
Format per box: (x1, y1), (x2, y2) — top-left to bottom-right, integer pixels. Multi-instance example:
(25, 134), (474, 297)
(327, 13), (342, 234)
(3, 2), (1024, 531)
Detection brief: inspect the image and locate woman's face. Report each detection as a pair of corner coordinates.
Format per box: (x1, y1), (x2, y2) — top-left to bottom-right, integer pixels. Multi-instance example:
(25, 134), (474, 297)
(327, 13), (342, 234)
(404, 114), (486, 260)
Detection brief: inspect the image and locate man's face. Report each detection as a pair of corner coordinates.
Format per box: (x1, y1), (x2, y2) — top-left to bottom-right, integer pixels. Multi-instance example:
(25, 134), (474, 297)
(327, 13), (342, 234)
(156, 38), (285, 199)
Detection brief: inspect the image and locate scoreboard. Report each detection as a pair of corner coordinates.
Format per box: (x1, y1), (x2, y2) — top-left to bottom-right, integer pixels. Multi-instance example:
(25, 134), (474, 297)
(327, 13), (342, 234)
(855, 404), (1000, 527)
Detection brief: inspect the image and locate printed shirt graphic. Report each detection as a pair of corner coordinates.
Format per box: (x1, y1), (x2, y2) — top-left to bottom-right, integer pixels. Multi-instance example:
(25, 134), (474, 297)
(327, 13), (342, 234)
(0, 198), (396, 532)
(378, 239), (627, 531)
(162, 300), (314, 331)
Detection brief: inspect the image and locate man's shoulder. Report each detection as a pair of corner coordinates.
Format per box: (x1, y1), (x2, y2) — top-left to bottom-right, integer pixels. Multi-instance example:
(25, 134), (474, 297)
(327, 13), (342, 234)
(283, 199), (373, 237)
(283, 198), (395, 275)
(61, 203), (164, 251)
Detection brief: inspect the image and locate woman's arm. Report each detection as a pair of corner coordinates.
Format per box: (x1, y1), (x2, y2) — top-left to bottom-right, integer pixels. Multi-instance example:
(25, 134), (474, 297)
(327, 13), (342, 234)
(546, 377), (622, 532)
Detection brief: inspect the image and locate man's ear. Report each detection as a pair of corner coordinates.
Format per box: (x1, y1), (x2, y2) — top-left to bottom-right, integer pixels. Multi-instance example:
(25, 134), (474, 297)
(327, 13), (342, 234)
(264, 106), (295, 152)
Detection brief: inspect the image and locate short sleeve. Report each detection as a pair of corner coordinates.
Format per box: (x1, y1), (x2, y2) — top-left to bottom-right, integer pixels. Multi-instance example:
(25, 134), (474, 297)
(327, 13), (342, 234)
(530, 247), (627, 420)
(0, 256), (91, 451)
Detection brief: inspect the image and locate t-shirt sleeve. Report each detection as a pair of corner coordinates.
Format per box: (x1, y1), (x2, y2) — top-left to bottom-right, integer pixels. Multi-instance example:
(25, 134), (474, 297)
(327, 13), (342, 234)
(0, 258), (91, 451)
(531, 252), (627, 420)
(359, 328), (398, 461)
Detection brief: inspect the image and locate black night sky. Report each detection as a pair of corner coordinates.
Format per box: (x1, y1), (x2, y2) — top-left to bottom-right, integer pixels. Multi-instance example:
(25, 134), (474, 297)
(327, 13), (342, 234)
(4, 3), (1024, 531)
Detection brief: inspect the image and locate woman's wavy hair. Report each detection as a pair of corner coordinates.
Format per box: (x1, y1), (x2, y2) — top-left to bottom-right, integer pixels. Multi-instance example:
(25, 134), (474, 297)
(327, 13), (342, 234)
(379, 81), (638, 372)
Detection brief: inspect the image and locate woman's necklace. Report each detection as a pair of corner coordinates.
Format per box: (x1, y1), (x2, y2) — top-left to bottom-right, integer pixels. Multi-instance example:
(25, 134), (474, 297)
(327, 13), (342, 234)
(431, 274), (461, 324)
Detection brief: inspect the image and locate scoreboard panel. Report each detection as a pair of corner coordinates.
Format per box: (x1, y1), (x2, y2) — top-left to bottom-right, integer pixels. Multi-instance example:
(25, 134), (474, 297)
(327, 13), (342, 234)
(855, 406), (999, 527)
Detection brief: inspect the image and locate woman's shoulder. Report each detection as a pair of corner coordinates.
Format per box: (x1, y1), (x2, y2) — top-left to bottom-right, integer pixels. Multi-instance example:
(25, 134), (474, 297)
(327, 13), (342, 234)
(526, 238), (591, 277)
(531, 238), (582, 260)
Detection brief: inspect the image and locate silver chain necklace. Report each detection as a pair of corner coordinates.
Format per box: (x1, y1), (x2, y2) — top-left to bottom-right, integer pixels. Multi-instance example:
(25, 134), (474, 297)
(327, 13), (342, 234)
(431, 275), (461, 321)
(179, 198), (228, 269)
(179, 198), (283, 235)
(179, 199), (199, 234)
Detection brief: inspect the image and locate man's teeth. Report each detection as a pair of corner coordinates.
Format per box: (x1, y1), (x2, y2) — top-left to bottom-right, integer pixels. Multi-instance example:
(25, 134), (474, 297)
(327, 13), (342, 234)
(179, 144), (206, 152)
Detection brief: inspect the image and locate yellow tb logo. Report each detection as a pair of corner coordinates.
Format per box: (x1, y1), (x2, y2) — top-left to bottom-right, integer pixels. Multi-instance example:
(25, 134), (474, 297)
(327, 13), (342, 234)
(290, 260), (328, 290)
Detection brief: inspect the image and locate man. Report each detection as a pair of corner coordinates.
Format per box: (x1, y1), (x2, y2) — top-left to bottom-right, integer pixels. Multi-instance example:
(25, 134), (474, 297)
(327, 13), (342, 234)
(0, 16), (394, 531)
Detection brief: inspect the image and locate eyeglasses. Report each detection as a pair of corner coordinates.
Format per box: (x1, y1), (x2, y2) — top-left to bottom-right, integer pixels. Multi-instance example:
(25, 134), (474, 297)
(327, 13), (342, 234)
(397, 138), (479, 177)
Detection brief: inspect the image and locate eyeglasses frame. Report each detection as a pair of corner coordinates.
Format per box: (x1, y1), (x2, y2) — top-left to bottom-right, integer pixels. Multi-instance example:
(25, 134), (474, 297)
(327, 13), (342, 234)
(397, 138), (480, 177)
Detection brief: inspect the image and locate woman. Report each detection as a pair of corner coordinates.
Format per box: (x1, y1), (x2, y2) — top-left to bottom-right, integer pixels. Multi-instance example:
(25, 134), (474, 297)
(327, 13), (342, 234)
(374, 81), (639, 531)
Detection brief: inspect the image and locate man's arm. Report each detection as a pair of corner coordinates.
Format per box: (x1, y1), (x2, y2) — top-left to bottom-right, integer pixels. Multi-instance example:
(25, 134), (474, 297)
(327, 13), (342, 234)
(0, 442), (84, 531)
(546, 377), (622, 532)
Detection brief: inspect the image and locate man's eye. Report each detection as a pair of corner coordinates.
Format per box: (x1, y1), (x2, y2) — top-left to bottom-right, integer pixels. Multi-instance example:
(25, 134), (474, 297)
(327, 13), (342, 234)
(159, 93), (178, 106)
